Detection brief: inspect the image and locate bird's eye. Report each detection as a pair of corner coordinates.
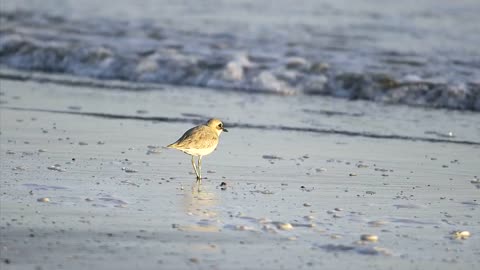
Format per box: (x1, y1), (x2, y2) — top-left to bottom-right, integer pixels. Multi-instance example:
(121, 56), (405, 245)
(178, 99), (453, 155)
(218, 123), (223, 128)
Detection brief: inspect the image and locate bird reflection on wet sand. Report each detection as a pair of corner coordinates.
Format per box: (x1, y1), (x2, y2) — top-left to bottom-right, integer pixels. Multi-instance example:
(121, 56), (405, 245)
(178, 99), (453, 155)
(177, 184), (220, 233)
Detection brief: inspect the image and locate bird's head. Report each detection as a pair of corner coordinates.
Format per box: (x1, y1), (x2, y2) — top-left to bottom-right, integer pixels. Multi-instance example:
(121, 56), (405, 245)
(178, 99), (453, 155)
(206, 118), (228, 135)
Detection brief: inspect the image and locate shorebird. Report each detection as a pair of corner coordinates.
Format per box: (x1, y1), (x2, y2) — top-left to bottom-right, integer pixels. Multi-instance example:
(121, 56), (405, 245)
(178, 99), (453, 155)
(167, 118), (228, 183)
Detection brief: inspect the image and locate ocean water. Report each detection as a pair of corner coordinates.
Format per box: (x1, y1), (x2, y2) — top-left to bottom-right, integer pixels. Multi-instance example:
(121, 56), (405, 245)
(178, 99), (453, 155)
(1, 0), (480, 110)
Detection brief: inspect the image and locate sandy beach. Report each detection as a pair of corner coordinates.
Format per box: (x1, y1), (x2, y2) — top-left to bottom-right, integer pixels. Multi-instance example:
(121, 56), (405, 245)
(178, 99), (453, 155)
(1, 76), (479, 269)
(2, 0), (480, 269)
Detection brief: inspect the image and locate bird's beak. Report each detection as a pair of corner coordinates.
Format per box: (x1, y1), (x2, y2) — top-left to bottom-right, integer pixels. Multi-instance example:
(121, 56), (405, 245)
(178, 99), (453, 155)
(223, 128), (229, 132)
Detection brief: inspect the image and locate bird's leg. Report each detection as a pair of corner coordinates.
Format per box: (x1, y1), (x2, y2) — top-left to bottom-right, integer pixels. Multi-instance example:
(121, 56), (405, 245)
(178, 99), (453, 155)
(191, 155), (200, 181)
(197, 156), (202, 183)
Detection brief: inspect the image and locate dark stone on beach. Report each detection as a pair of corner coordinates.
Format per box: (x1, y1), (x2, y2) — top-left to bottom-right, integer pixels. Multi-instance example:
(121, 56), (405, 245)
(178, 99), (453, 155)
(220, 182), (227, 190)
(262, 155), (283, 160)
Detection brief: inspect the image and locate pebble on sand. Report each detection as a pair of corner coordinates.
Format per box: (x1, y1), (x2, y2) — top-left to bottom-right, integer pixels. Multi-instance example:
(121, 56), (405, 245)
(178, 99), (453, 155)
(37, 197), (50, 203)
(122, 167), (138, 173)
(349, 173), (357, 176)
(360, 234), (379, 242)
(12, 166), (26, 171)
(368, 220), (388, 227)
(453, 231), (470, 240)
(372, 247), (392, 256)
(219, 182), (227, 190)
(291, 223), (315, 228)
(47, 165), (65, 172)
(146, 148), (161, 155)
(262, 155), (283, 160)
(235, 225), (255, 231)
(78, 141), (88, 146)
(275, 222), (293, 231)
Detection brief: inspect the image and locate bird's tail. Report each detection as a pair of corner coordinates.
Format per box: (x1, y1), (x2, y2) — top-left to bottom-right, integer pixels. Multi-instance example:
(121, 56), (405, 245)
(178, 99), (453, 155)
(166, 142), (177, 149)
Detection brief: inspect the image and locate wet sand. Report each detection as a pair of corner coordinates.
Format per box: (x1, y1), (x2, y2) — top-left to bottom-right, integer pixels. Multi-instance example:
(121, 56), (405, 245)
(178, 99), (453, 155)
(1, 78), (479, 269)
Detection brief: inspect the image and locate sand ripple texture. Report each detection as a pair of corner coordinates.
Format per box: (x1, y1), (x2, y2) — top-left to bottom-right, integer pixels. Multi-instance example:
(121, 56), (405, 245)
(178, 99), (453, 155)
(1, 79), (479, 269)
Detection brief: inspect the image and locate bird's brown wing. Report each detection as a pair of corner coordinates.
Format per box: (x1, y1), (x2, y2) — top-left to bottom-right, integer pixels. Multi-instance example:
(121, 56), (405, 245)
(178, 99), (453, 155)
(167, 125), (218, 149)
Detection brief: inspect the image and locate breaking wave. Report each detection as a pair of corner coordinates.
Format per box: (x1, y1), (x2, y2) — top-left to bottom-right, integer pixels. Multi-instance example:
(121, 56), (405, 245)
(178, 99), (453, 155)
(1, 11), (479, 111)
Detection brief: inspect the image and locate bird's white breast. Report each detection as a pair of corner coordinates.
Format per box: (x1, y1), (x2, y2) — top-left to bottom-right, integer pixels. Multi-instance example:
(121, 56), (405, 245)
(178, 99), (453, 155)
(181, 145), (217, 156)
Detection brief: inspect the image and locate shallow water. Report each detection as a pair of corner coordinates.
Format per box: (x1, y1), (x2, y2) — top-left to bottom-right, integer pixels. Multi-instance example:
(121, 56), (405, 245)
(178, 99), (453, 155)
(1, 78), (479, 269)
(1, 0), (480, 110)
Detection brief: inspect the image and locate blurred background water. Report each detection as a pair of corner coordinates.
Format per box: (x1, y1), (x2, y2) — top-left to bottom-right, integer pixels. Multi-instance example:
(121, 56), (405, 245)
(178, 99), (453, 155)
(1, 0), (479, 110)
(1, 4), (480, 268)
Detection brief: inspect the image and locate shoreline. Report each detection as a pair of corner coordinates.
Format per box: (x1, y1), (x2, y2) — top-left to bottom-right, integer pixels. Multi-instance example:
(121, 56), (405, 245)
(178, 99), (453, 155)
(1, 78), (479, 269)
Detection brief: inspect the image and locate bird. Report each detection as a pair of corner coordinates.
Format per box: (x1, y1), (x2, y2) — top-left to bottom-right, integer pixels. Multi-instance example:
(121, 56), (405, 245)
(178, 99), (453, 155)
(167, 118), (228, 183)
